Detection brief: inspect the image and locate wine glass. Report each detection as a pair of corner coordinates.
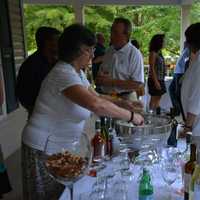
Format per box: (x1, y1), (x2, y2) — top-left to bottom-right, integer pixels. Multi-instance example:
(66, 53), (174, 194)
(112, 179), (128, 200)
(43, 133), (92, 200)
(161, 158), (178, 200)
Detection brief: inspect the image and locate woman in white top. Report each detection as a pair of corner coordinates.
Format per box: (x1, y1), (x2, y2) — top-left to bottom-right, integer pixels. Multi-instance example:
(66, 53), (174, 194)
(21, 24), (144, 200)
(181, 23), (200, 138)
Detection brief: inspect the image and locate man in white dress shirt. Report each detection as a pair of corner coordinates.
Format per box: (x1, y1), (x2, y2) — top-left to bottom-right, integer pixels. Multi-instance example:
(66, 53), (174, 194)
(96, 17), (144, 97)
(181, 23), (200, 138)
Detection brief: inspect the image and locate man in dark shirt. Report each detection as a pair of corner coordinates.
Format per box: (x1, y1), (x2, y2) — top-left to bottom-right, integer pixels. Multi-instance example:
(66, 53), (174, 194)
(92, 33), (106, 81)
(16, 26), (60, 117)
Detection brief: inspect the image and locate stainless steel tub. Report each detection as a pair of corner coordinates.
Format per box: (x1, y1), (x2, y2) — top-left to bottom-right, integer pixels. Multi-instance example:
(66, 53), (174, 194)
(115, 114), (172, 150)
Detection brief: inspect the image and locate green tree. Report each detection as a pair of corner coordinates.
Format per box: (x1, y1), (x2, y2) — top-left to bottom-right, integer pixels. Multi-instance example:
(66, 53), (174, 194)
(24, 3), (200, 62)
(24, 5), (75, 51)
(85, 5), (180, 62)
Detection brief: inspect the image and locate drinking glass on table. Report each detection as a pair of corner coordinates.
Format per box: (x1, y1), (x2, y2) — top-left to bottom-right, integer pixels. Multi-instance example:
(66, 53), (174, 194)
(161, 158), (179, 200)
(90, 174), (108, 200)
(112, 179), (128, 200)
(42, 133), (92, 200)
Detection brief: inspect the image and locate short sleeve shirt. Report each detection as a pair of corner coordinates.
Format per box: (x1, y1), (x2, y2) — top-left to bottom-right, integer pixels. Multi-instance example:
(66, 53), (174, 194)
(174, 48), (190, 74)
(181, 51), (200, 136)
(99, 42), (144, 94)
(22, 61), (91, 150)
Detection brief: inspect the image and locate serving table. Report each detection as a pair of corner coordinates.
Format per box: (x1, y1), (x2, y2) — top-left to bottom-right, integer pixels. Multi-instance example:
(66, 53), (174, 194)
(59, 161), (183, 200)
(59, 114), (184, 200)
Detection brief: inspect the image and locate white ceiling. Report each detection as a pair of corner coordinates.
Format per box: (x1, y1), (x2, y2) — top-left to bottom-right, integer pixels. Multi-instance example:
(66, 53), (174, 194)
(24, 0), (194, 5)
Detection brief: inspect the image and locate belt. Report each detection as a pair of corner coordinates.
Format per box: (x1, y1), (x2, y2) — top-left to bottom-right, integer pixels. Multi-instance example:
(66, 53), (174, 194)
(117, 91), (132, 96)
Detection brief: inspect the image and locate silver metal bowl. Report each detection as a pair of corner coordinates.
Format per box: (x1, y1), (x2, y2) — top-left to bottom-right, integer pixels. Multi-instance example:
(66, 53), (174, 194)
(115, 114), (172, 150)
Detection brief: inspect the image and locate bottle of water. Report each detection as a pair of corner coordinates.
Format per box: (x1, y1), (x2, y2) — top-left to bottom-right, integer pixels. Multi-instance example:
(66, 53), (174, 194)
(138, 168), (154, 200)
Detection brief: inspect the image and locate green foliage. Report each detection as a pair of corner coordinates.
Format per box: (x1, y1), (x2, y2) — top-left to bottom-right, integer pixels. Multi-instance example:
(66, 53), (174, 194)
(24, 3), (200, 62)
(191, 3), (200, 23)
(24, 5), (75, 51)
(84, 5), (181, 62)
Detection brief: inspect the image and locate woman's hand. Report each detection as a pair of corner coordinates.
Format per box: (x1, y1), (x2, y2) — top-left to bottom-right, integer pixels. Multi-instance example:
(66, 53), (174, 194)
(132, 112), (144, 126)
(118, 99), (143, 113)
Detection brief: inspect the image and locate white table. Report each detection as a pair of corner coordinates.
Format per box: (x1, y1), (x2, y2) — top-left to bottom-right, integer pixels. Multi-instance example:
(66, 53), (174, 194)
(59, 162), (183, 200)
(59, 112), (184, 200)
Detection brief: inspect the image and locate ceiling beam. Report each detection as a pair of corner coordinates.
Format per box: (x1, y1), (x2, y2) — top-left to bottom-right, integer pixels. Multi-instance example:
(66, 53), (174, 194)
(24, 0), (194, 5)
(78, 0), (182, 6)
(181, 0), (194, 5)
(24, 0), (73, 5)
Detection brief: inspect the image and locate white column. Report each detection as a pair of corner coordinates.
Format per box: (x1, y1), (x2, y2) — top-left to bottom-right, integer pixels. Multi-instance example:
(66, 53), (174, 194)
(180, 5), (191, 51)
(73, 2), (85, 24)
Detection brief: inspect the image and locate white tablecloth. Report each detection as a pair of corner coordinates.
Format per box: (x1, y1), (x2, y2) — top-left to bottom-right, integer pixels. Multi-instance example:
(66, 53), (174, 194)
(59, 100), (184, 200)
(59, 163), (183, 200)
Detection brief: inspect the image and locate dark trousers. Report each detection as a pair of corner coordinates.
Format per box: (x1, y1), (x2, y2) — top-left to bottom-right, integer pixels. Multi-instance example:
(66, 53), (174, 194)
(169, 73), (184, 118)
(0, 145), (12, 197)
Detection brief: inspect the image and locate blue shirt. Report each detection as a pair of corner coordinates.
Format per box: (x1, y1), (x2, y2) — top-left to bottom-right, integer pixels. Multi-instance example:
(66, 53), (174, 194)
(174, 47), (189, 74)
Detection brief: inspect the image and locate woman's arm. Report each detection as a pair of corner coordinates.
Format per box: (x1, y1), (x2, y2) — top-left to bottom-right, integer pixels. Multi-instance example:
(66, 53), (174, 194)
(101, 95), (143, 113)
(63, 85), (144, 125)
(89, 87), (143, 112)
(149, 51), (161, 90)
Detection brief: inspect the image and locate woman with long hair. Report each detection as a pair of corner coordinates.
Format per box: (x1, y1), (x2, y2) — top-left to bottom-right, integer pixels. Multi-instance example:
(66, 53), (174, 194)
(147, 34), (166, 110)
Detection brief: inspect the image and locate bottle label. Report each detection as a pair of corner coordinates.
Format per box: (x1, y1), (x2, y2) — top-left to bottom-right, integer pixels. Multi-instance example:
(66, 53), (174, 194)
(193, 184), (200, 200)
(139, 195), (154, 200)
(184, 173), (192, 193)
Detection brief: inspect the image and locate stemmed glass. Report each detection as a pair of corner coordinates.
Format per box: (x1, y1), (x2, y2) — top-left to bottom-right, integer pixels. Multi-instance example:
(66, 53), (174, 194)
(161, 154), (179, 200)
(43, 133), (92, 200)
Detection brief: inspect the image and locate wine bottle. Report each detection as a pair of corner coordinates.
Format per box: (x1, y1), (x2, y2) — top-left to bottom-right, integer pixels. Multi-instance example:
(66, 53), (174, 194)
(100, 117), (109, 140)
(167, 118), (178, 147)
(107, 118), (121, 154)
(184, 143), (197, 200)
(100, 117), (110, 157)
(139, 168), (154, 200)
(91, 119), (106, 163)
(107, 118), (114, 157)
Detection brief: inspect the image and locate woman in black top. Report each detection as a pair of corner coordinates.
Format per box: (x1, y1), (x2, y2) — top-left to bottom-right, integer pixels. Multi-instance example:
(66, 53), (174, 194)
(148, 34), (166, 110)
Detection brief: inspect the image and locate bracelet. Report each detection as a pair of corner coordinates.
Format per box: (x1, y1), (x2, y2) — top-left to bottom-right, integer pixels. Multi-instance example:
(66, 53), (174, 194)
(128, 111), (134, 123)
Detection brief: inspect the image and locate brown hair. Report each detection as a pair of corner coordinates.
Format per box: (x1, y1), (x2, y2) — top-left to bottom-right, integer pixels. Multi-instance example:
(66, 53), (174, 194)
(149, 34), (165, 52)
(112, 17), (132, 39)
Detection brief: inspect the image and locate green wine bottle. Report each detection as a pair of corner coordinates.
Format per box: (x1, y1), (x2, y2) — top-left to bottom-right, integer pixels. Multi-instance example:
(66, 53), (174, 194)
(139, 168), (154, 200)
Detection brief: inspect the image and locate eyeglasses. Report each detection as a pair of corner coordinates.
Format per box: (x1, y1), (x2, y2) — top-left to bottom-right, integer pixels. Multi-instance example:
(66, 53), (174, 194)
(81, 46), (96, 56)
